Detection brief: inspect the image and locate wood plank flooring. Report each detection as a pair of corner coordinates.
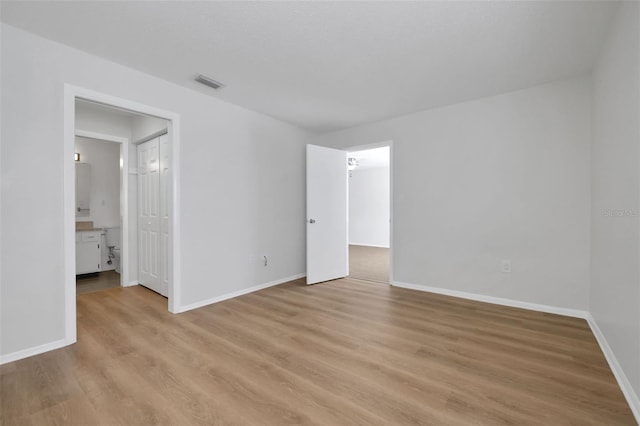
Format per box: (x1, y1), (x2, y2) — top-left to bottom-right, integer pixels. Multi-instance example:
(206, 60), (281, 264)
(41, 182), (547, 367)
(1, 278), (635, 425)
(76, 270), (121, 295)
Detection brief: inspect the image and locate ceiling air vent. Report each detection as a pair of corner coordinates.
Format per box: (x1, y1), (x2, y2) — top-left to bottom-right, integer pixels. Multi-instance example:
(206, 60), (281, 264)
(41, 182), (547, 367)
(195, 74), (224, 90)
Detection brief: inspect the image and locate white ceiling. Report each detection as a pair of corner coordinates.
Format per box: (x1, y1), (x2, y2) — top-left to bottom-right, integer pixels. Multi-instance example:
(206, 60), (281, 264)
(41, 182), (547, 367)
(2, 1), (618, 133)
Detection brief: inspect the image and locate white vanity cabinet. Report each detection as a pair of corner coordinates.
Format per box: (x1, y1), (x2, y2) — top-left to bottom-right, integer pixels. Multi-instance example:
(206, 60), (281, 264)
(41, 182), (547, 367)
(76, 230), (102, 274)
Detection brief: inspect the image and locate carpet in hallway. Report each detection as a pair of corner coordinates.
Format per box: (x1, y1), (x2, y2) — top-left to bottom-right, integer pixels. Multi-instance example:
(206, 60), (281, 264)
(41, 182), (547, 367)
(349, 244), (389, 283)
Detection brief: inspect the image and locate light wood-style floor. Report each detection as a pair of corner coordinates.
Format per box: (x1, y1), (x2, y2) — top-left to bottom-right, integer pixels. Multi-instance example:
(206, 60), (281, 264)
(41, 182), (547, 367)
(76, 270), (121, 295)
(1, 278), (635, 425)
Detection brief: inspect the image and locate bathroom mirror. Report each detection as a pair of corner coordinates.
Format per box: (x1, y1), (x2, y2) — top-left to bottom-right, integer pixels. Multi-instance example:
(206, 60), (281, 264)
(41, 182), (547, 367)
(75, 163), (91, 217)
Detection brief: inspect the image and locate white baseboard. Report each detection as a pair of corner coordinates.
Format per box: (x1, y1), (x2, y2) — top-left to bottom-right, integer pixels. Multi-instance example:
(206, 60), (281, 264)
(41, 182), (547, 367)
(124, 280), (138, 287)
(0, 339), (68, 365)
(390, 280), (589, 319)
(349, 242), (390, 249)
(176, 273), (306, 313)
(586, 314), (640, 423)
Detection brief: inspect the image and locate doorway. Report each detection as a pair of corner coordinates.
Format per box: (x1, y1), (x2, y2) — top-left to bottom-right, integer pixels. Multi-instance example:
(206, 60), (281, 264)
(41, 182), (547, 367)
(73, 99), (170, 297)
(64, 85), (182, 346)
(74, 132), (125, 295)
(305, 141), (393, 286)
(347, 145), (391, 283)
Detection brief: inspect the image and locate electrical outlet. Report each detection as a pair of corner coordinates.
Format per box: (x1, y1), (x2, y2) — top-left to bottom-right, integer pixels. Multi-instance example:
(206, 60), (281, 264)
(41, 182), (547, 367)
(501, 259), (512, 273)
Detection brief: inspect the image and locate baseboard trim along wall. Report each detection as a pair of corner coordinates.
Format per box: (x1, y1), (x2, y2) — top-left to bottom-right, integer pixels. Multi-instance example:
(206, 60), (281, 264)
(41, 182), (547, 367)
(390, 280), (589, 318)
(391, 279), (639, 423)
(586, 314), (640, 423)
(0, 339), (67, 365)
(349, 242), (390, 249)
(176, 273), (306, 313)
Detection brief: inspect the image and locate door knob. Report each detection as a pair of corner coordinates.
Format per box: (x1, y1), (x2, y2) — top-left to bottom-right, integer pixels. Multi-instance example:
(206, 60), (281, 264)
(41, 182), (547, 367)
(309, 219), (316, 224)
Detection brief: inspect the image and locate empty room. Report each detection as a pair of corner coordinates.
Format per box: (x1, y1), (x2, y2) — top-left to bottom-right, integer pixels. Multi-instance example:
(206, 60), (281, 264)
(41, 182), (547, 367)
(1, 1), (639, 425)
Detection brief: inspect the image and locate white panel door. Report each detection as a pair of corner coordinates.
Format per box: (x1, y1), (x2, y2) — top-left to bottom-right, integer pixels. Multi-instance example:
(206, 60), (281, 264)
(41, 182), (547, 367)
(306, 144), (348, 284)
(159, 134), (170, 297)
(137, 138), (165, 296)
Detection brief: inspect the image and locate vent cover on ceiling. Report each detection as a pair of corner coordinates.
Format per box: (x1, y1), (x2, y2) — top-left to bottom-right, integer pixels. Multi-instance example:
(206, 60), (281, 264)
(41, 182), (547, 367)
(195, 74), (224, 90)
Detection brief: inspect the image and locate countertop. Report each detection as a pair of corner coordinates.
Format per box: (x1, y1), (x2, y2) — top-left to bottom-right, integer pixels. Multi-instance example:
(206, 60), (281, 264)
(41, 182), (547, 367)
(76, 221), (102, 232)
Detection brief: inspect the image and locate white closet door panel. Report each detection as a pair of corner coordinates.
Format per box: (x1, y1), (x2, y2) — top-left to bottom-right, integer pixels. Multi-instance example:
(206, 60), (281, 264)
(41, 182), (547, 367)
(137, 137), (165, 296)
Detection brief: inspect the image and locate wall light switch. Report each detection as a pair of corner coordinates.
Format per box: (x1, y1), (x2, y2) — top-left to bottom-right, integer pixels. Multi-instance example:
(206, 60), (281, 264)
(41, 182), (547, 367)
(501, 259), (512, 273)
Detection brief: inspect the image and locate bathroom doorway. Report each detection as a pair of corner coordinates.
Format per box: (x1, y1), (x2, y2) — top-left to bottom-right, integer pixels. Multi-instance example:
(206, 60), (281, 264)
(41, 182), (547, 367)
(64, 85), (182, 345)
(347, 144), (391, 284)
(74, 129), (125, 295)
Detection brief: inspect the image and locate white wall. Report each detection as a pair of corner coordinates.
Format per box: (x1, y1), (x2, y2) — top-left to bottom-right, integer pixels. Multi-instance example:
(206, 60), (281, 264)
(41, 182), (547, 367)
(591, 1), (640, 404)
(131, 114), (168, 142)
(0, 24), (310, 357)
(315, 76), (592, 311)
(75, 103), (132, 139)
(349, 166), (390, 247)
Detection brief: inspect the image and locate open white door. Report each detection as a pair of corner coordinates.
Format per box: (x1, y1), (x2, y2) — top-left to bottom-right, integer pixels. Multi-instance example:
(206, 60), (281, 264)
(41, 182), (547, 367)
(306, 144), (348, 284)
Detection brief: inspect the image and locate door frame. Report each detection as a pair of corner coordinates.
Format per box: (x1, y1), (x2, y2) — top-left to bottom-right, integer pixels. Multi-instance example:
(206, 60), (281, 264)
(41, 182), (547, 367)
(63, 84), (182, 346)
(74, 129), (130, 288)
(345, 140), (394, 284)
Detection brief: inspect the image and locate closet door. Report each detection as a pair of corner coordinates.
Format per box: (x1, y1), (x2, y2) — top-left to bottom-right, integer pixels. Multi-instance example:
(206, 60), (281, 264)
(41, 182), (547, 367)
(137, 138), (164, 296)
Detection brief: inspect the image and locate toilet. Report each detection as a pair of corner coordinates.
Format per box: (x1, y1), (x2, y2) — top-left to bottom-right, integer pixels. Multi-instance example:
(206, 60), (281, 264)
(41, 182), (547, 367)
(104, 227), (122, 274)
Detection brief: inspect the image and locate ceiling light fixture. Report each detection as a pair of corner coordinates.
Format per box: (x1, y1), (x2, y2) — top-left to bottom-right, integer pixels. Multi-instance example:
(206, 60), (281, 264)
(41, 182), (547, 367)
(348, 157), (359, 171)
(195, 74), (224, 90)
